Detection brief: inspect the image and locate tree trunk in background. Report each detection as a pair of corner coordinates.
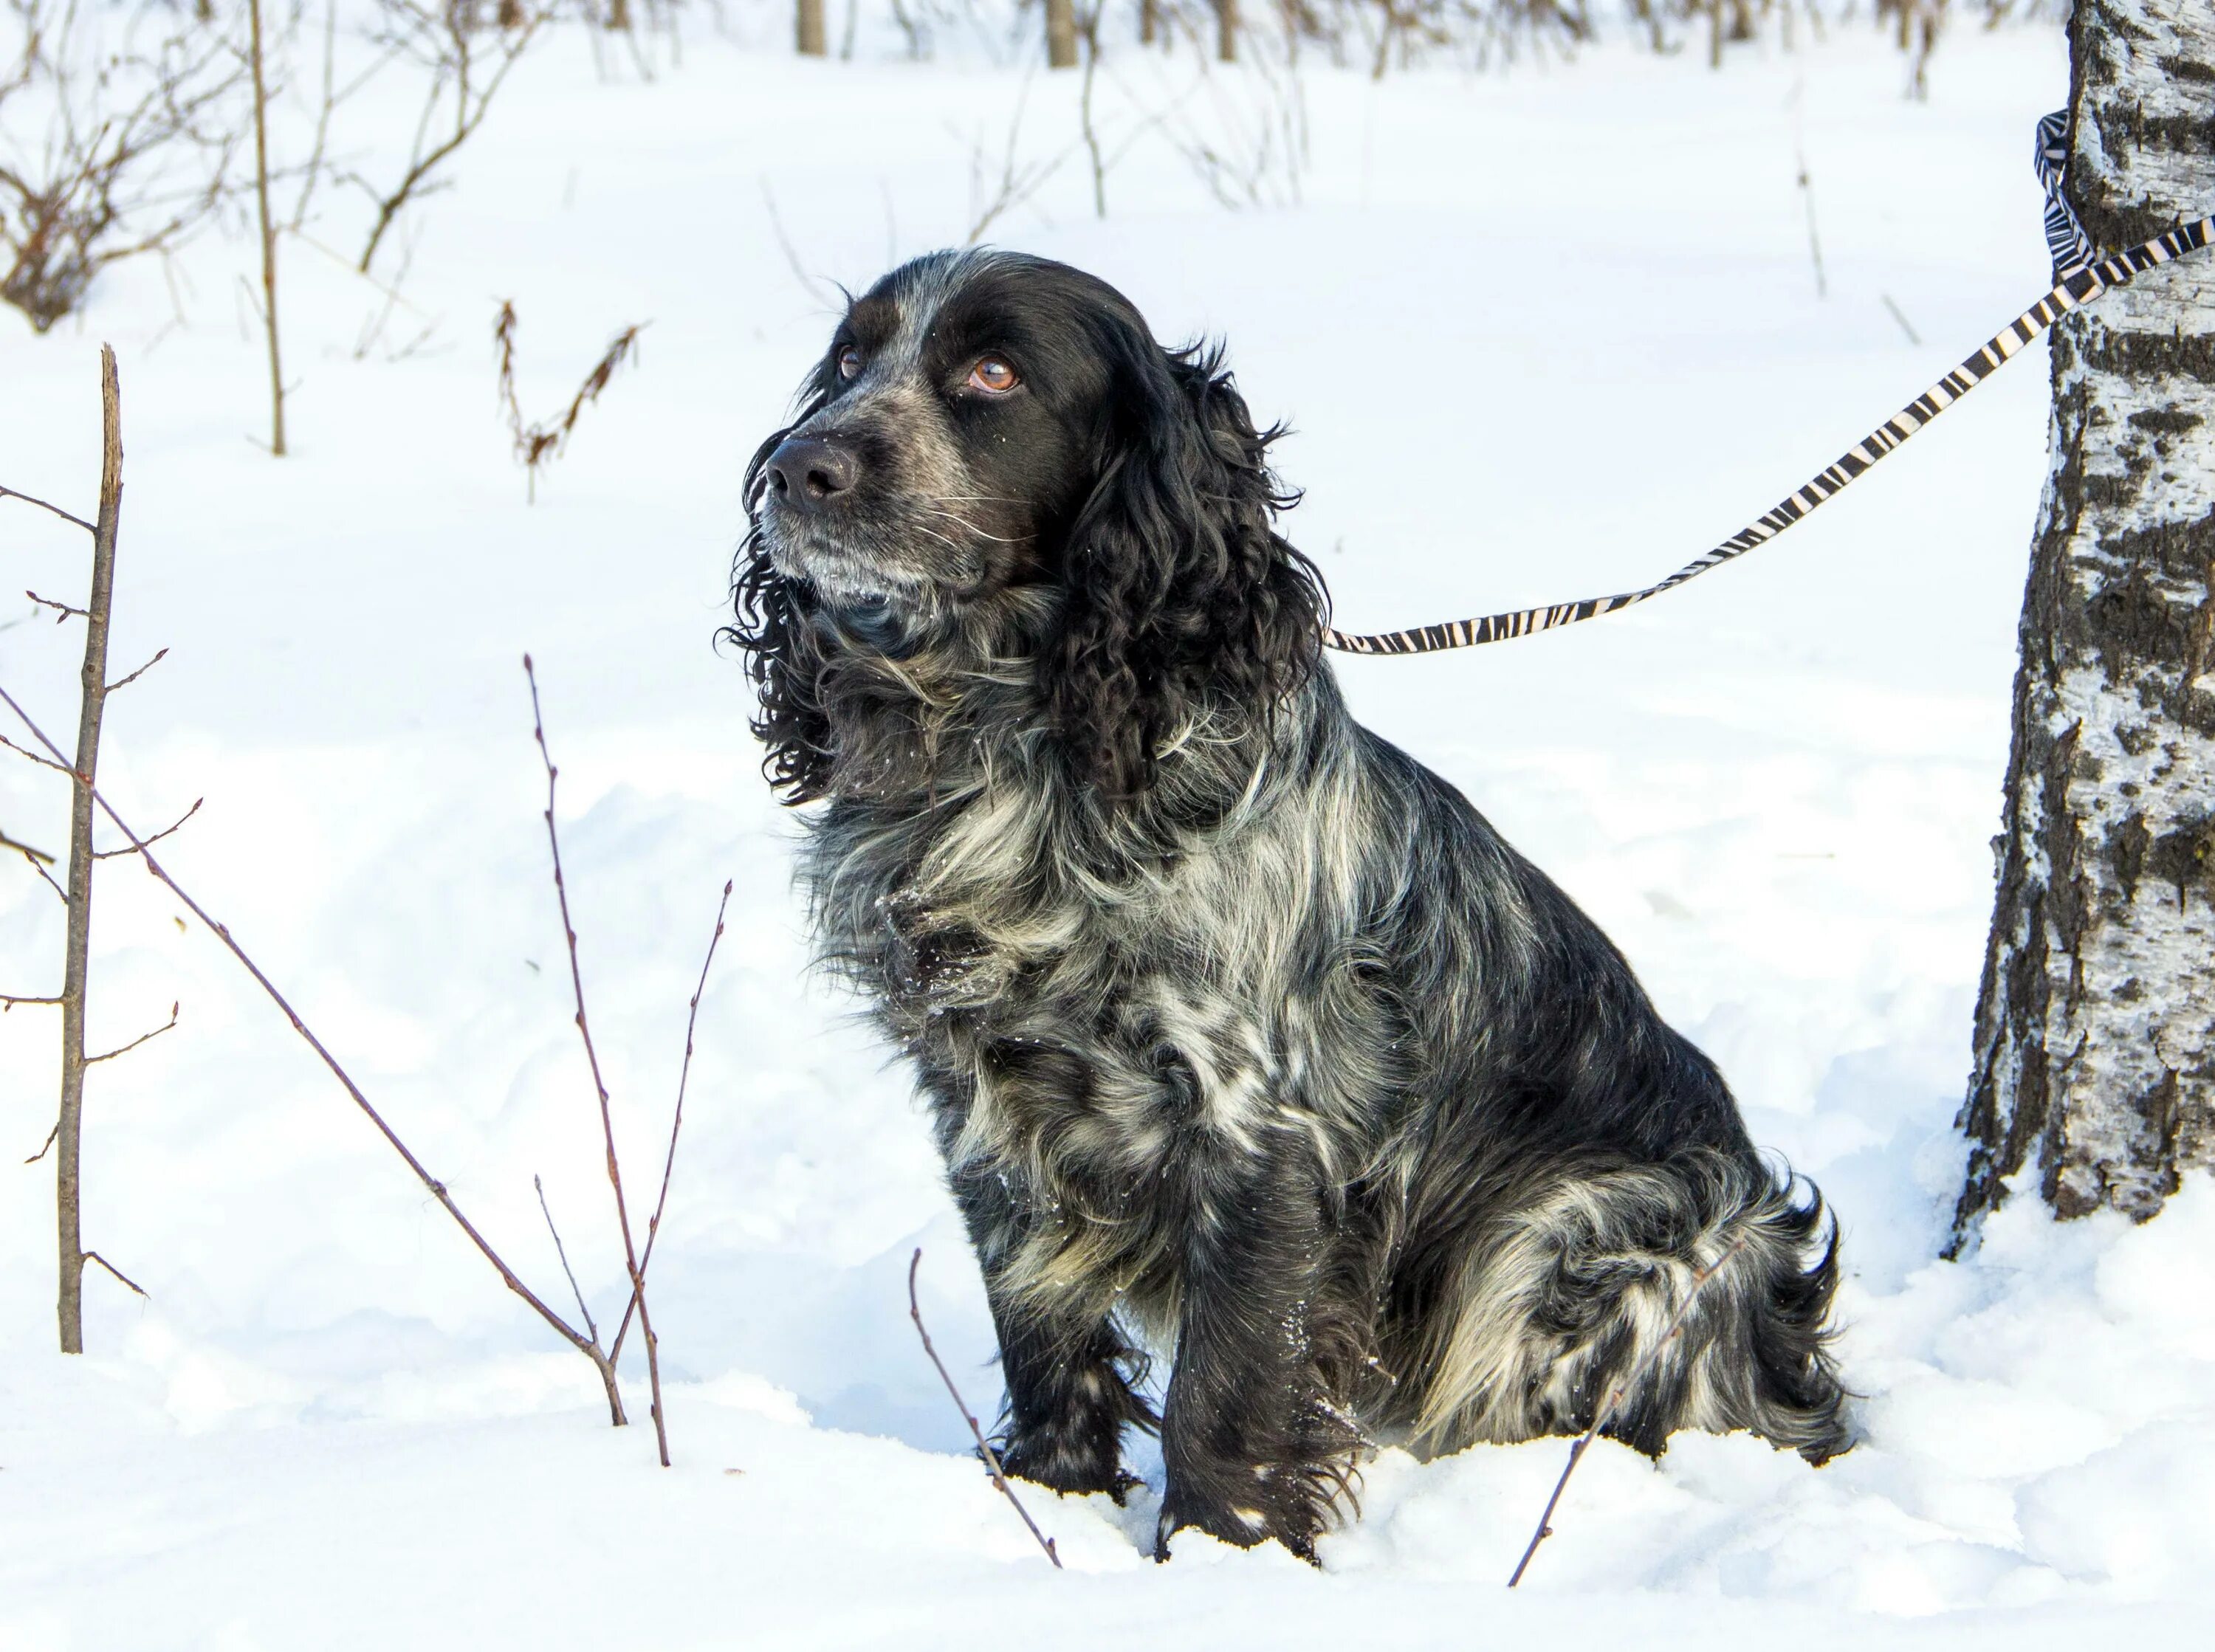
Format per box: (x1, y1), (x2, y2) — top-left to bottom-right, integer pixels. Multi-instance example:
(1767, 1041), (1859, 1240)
(1047, 0), (1076, 68)
(1954, 0), (2215, 1247)
(1141, 0), (1157, 47)
(1217, 0), (1237, 63)
(797, 0), (825, 56)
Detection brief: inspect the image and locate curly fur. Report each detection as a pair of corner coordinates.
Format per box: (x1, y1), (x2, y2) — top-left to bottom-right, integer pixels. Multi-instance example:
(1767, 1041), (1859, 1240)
(727, 249), (1850, 1563)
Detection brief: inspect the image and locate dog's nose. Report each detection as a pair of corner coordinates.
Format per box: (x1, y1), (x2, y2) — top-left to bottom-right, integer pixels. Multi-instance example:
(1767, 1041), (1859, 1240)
(764, 435), (859, 509)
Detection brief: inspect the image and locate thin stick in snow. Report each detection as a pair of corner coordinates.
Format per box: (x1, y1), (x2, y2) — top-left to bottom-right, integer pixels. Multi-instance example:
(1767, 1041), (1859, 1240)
(526, 654), (670, 1467)
(609, 878), (734, 1369)
(1795, 145), (1827, 300)
(907, 1248), (1062, 1570)
(1507, 1233), (1748, 1588)
(1881, 293), (1922, 346)
(0, 677), (628, 1421)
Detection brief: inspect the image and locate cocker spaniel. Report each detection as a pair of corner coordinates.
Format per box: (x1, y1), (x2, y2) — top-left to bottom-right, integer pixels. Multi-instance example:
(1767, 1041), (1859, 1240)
(728, 249), (1849, 1561)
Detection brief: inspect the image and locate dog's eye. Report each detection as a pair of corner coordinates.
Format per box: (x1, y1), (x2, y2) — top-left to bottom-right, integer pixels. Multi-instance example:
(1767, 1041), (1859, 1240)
(837, 345), (862, 380)
(966, 357), (1019, 395)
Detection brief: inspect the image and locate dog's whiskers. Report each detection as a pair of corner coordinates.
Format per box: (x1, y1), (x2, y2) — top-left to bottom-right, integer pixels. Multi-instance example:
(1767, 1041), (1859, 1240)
(923, 507), (1031, 546)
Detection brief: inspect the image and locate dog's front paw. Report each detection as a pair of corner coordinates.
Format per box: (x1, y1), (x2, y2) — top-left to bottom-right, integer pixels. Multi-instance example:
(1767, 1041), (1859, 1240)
(992, 1430), (1133, 1501)
(1153, 1462), (1326, 1564)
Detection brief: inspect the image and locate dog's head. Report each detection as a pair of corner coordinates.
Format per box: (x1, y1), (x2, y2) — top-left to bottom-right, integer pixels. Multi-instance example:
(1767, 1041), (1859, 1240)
(732, 249), (1324, 803)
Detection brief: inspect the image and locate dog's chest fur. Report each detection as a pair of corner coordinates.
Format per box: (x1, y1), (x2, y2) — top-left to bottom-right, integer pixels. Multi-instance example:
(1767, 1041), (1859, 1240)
(797, 701), (1400, 1321)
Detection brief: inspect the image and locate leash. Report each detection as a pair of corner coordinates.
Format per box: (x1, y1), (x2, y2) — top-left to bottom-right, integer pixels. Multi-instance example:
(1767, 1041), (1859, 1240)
(1322, 113), (2213, 658)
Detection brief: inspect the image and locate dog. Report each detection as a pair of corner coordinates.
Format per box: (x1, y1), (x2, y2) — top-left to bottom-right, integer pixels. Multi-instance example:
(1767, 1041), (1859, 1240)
(728, 249), (1850, 1561)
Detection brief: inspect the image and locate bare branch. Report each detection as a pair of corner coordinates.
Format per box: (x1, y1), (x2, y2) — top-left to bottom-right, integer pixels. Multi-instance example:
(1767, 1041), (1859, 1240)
(25, 1121), (58, 1164)
(81, 1250), (146, 1298)
(95, 796), (199, 858)
(758, 178), (841, 309)
(1507, 1233), (1751, 1588)
(2, 992), (63, 1008)
(495, 306), (647, 501)
(16, 842), (66, 901)
(103, 647), (167, 695)
(2, 826), (56, 865)
(0, 485), (95, 534)
(1, 731), (75, 776)
(610, 877), (733, 1366)
(533, 1172), (601, 1346)
(0, 675), (608, 1382)
(85, 1001), (178, 1065)
(907, 1248), (1062, 1569)
(357, 8), (550, 275)
(526, 653), (670, 1466)
(27, 588), (89, 622)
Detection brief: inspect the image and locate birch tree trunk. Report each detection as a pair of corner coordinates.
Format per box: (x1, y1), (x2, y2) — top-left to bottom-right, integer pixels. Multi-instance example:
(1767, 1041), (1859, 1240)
(1954, 0), (2215, 1245)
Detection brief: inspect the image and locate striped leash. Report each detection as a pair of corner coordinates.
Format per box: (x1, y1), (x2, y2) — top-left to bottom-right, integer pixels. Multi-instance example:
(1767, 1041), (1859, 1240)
(1322, 115), (2212, 658)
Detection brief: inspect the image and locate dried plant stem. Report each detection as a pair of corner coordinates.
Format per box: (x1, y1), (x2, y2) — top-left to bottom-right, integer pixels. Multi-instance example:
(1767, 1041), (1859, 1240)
(1506, 1233), (1749, 1587)
(610, 878), (733, 1368)
(0, 679), (622, 1418)
(0, 486), (97, 534)
(81, 1250), (146, 1298)
(526, 654), (669, 1467)
(54, 345), (123, 1355)
(247, 0), (286, 455)
(907, 1248), (1062, 1570)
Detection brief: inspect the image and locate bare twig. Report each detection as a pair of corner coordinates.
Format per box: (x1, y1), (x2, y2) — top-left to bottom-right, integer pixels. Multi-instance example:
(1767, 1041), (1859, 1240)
(963, 77), (1065, 247)
(105, 647), (168, 694)
(494, 305), (646, 501)
(758, 178), (841, 309)
(534, 1172), (601, 1345)
(81, 1249), (146, 1298)
(85, 1001), (178, 1064)
(1507, 1233), (1751, 1587)
(27, 589), (89, 621)
(907, 1248), (1062, 1570)
(1881, 292), (1922, 346)
(14, 842), (66, 901)
(1, 732), (75, 774)
(94, 796), (199, 858)
(610, 877), (733, 1366)
(3, 826), (56, 864)
(25, 1121), (59, 1163)
(0, 486), (95, 534)
(247, 0), (285, 455)
(52, 343), (124, 1355)
(2, 991), (63, 1008)
(0, 680), (622, 1414)
(1794, 145), (1826, 300)
(526, 653), (669, 1467)
(1078, 6), (1107, 220)
(355, 7), (550, 275)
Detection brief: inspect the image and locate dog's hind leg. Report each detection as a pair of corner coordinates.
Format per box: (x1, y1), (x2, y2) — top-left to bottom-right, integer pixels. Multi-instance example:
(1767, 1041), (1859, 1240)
(1401, 1153), (1850, 1463)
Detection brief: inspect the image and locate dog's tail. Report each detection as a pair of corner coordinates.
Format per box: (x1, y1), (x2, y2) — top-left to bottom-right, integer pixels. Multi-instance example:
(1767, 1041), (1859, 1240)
(1402, 1150), (1850, 1463)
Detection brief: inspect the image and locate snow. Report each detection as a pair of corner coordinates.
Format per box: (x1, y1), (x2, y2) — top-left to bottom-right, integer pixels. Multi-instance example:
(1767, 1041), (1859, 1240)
(4, 13), (2210, 1647)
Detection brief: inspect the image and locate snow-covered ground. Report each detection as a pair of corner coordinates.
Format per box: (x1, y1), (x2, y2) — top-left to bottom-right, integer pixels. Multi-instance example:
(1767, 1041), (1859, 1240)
(5, 13), (2209, 1647)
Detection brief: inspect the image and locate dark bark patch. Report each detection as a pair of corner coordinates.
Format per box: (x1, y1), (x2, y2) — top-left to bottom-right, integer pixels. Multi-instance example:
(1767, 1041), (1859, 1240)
(2143, 809), (2215, 910)
(2093, 330), (2215, 387)
(2109, 810), (2152, 902)
(2126, 408), (2203, 437)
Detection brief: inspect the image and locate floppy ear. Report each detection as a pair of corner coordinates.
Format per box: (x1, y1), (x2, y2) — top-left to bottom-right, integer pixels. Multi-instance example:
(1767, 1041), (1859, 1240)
(1047, 339), (1325, 800)
(725, 411), (835, 804)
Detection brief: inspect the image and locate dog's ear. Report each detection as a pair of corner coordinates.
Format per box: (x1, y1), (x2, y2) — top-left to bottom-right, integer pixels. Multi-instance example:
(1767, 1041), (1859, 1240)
(726, 413), (835, 803)
(1048, 337), (1325, 800)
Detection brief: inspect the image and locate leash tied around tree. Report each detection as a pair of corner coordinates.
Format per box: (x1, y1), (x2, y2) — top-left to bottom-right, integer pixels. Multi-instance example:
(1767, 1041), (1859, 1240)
(1321, 113), (2213, 658)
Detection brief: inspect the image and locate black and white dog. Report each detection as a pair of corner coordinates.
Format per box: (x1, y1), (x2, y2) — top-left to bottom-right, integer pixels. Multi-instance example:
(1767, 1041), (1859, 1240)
(729, 249), (1849, 1560)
